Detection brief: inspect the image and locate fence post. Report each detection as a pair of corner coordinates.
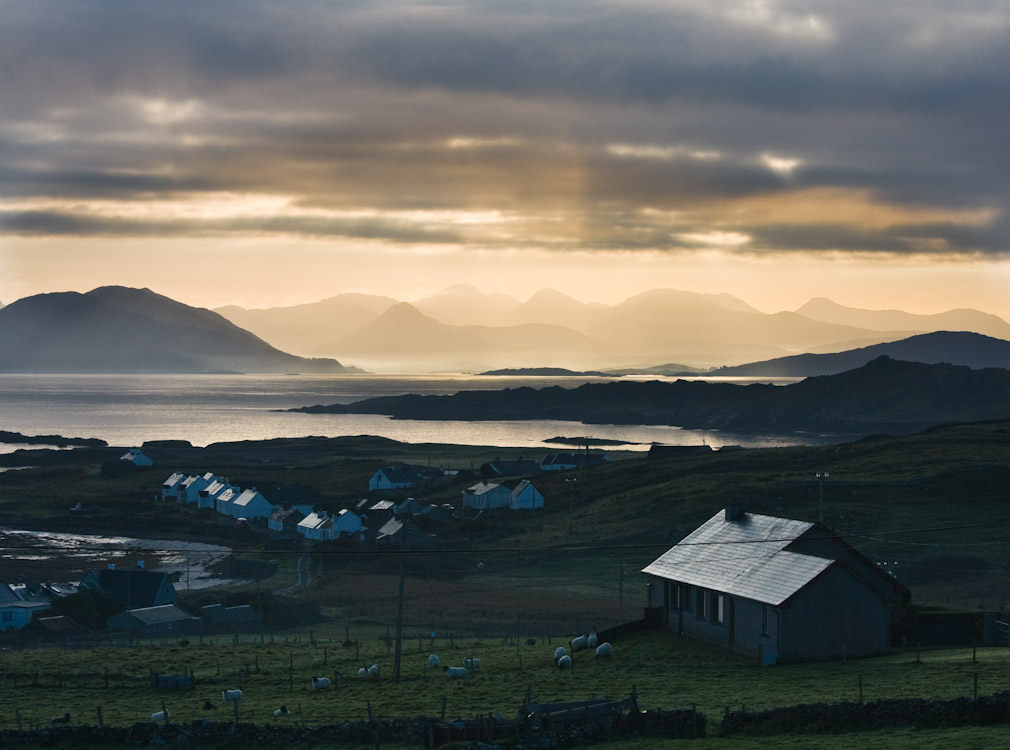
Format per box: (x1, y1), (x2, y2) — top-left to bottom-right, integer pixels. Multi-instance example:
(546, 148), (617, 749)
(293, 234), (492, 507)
(858, 674), (863, 703)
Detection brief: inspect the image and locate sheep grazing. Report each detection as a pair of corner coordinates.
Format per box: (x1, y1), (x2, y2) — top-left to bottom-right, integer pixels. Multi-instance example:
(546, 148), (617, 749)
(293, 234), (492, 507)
(221, 689), (243, 702)
(595, 642), (612, 658)
(587, 633), (598, 648)
(150, 709), (169, 722)
(311, 677), (331, 689)
(273, 705), (289, 718)
(557, 655), (572, 669)
(428, 654), (440, 668)
(444, 666), (468, 679)
(357, 667), (368, 676)
(367, 664), (380, 678)
(462, 657), (480, 672)
(570, 634), (589, 653)
(50, 713), (70, 724)
(553, 646), (568, 664)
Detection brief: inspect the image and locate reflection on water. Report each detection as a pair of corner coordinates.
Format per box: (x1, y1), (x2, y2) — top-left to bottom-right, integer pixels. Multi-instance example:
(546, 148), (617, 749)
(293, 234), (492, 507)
(0, 528), (234, 590)
(0, 373), (840, 450)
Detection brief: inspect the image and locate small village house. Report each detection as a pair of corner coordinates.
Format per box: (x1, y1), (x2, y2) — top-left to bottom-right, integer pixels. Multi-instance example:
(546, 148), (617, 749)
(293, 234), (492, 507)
(487, 459), (541, 477)
(120, 448), (153, 467)
(179, 472), (218, 505)
(462, 481), (512, 511)
(540, 452), (609, 471)
(229, 487), (276, 520)
(80, 564), (179, 611)
(161, 471), (186, 501)
(268, 506), (306, 533)
(106, 604), (201, 636)
(198, 477), (238, 511)
(296, 511), (333, 541)
(642, 506), (908, 664)
(0, 584), (50, 631)
(509, 480), (544, 510)
(215, 486), (240, 515)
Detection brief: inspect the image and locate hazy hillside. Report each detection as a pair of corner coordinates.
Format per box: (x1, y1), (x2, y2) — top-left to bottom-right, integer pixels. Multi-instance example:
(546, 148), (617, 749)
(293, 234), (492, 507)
(796, 298), (1010, 339)
(712, 331), (1010, 376)
(412, 284), (520, 326)
(0, 286), (356, 374)
(215, 293), (397, 355)
(315, 302), (612, 372)
(291, 356), (1010, 435)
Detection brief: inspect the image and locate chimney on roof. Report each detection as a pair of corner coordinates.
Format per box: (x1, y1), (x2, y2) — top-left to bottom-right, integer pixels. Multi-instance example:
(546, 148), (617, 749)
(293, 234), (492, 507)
(725, 502), (744, 522)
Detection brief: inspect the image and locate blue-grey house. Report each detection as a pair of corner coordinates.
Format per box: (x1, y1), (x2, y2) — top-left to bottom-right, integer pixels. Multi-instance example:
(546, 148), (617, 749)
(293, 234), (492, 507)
(642, 506), (908, 663)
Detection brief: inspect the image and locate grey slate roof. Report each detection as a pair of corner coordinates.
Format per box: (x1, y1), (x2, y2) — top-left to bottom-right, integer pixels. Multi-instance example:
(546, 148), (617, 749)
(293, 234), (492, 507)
(122, 604), (197, 626)
(641, 510), (833, 606)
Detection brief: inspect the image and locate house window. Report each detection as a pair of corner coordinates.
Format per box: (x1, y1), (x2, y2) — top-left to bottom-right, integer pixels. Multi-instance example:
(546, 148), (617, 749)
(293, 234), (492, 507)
(673, 583), (681, 610)
(683, 585), (693, 613)
(1, 611), (10, 622)
(761, 604), (769, 636)
(696, 588), (706, 619)
(715, 594), (725, 624)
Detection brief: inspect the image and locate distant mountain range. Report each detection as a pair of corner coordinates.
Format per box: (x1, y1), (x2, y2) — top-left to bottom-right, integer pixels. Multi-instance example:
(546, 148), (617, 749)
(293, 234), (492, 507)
(215, 285), (955, 372)
(290, 357), (1010, 435)
(712, 331), (1010, 376)
(0, 287), (357, 374)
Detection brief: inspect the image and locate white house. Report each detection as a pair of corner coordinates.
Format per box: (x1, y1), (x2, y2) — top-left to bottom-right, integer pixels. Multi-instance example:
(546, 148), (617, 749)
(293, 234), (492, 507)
(120, 448), (153, 467)
(230, 488), (275, 520)
(297, 512), (334, 541)
(334, 509), (363, 536)
(215, 486), (240, 515)
(161, 472), (186, 501)
(510, 480), (544, 510)
(462, 481), (512, 511)
(179, 473), (217, 505)
(268, 507), (306, 533)
(0, 584), (50, 632)
(198, 478), (238, 511)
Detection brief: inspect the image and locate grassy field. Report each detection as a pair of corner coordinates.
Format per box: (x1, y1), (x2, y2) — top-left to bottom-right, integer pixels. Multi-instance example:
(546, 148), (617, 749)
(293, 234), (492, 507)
(2, 628), (1010, 732)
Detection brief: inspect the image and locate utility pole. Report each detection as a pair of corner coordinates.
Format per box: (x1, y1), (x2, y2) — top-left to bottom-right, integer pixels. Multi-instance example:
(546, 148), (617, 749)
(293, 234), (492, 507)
(816, 472), (829, 524)
(619, 565), (625, 621)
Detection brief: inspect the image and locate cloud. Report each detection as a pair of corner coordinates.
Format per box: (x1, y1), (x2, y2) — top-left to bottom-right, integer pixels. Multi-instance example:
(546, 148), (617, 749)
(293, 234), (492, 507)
(0, 0), (1008, 259)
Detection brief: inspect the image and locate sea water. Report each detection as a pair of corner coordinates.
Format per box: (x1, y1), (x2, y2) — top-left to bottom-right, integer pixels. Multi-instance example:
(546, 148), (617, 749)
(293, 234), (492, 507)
(0, 372), (838, 450)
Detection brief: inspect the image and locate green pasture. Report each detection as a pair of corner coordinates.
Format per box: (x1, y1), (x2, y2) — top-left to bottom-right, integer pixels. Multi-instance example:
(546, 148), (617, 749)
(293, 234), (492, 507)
(2, 629), (1010, 734)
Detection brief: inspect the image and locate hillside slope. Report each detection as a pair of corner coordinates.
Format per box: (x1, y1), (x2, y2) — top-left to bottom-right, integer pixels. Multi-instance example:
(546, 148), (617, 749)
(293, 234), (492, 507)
(0, 286), (357, 373)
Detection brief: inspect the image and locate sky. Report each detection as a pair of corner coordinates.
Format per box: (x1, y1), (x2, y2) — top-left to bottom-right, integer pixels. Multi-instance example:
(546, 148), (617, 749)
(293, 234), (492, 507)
(1, 1), (1009, 317)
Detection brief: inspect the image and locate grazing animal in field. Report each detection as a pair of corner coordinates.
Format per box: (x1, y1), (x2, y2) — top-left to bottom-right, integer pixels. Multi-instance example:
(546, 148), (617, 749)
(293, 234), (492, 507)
(463, 657), (480, 672)
(201, 700), (216, 711)
(570, 634), (589, 653)
(51, 713), (70, 724)
(312, 677), (331, 689)
(150, 709), (169, 722)
(428, 654), (440, 668)
(557, 655), (572, 669)
(358, 667), (368, 676)
(595, 642), (612, 658)
(444, 666), (468, 679)
(367, 664), (380, 678)
(553, 646), (568, 664)
(273, 705), (289, 718)
(587, 633), (598, 649)
(221, 689), (243, 702)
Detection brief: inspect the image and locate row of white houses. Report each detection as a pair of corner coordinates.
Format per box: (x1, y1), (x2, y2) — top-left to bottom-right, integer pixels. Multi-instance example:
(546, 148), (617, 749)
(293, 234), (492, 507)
(161, 471), (309, 521)
(462, 479), (544, 511)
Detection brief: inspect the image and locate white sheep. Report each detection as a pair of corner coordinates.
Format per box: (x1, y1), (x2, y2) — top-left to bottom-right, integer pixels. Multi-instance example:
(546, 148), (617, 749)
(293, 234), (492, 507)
(553, 646), (568, 664)
(273, 705), (289, 718)
(367, 664), (380, 678)
(357, 667), (368, 676)
(595, 642), (612, 658)
(463, 657), (480, 672)
(428, 654), (440, 668)
(150, 709), (169, 722)
(570, 634), (589, 653)
(587, 633), (598, 648)
(557, 655), (572, 669)
(312, 677), (331, 689)
(444, 666), (468, 679)
(221, 689), (243, 702)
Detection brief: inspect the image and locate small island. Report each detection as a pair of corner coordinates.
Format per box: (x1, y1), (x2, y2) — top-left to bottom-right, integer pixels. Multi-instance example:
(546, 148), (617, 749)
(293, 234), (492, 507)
(478, 367), (612, 377)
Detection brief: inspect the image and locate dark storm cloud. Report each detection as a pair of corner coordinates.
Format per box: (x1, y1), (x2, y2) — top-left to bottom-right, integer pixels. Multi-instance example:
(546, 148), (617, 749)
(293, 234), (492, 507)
(1, 0), (1008, 256)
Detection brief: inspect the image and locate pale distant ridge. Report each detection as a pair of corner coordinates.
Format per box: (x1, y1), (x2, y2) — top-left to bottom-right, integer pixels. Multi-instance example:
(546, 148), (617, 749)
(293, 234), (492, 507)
(0, 286), (356, 374)
(796, 298), (1010, 340)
